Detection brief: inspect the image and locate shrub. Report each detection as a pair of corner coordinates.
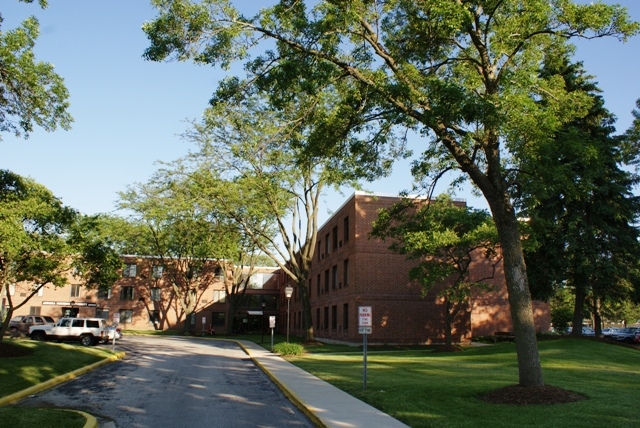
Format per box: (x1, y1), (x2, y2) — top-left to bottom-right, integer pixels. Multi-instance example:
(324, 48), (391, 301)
(273, 342), (305, 356)
(551, 307), (573, 334)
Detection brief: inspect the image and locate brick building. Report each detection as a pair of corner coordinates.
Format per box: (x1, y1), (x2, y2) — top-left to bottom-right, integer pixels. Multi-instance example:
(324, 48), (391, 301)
(4, 191), (549, 343)
(282, 192), (550, 344)
(4, 257), (282, 335)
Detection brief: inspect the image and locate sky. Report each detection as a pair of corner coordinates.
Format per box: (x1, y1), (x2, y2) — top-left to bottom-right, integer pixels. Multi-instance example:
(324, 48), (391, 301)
(2, 0), (640, 225)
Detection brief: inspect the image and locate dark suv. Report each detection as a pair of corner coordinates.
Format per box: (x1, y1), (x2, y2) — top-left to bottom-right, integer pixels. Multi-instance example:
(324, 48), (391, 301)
(8, 315), (56, 336)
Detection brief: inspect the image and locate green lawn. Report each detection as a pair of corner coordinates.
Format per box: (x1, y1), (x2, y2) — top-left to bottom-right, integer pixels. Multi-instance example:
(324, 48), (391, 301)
(286, 339), (640, 428)
(0, 339), (118, 428)
(3, 334), (638, 428)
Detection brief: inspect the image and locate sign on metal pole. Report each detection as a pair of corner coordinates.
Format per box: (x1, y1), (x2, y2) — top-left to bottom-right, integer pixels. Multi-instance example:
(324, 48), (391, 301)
(269, 316), (276, 352)
(358, 306), (372, 391)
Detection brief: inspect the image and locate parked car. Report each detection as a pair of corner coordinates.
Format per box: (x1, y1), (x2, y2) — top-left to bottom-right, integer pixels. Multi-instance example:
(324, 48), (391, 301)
(102, 326), (123, 343)
(633, 333), (640, 345)
(566, 326), (595, 336)
(8, 315), (56, 336)
(611, 327), (640, 344)
(29, 317), (107, 346)
(601, 328), (622, 338)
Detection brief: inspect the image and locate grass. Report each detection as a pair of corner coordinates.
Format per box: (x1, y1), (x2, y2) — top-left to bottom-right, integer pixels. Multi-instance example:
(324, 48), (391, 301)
(0, 407), (86, 428)
(4, 332), (638, 428)
(0, 339), (115, 396)
(285, 338), (640, 428)
(0, 339), (118, 428)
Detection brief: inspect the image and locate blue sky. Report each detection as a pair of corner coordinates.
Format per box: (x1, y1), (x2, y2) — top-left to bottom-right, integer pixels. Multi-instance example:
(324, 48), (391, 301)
(2, 0), (640, 223)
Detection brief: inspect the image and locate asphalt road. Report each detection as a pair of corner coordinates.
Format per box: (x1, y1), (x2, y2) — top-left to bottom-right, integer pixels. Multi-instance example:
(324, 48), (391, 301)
(18, 336), (315, 428)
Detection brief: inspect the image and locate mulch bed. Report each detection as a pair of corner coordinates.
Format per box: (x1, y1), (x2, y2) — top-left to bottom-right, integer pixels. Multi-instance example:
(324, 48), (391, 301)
(479, 384), (587, 405)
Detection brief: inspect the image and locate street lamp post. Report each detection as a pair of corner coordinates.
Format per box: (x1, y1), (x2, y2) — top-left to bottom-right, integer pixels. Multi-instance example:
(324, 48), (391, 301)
(261, 299), (266, 343)
(284, 286), (293, 343)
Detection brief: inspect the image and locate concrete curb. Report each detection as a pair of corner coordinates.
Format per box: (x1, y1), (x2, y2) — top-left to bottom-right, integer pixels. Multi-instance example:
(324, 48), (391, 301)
(235, 341), (327, 428)
(0, 351), (126, 407)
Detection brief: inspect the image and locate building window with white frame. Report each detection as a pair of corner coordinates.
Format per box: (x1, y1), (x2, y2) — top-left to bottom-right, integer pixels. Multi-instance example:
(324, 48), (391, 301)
(213, 290), (226, 303)
(120, 286), (134, 301)
(119, 309), (133, 323)
(122, 264), (137, 277)
(70, 284), (81, 298)
(150, 287), (161, 301)
(152, 265), (164, 279)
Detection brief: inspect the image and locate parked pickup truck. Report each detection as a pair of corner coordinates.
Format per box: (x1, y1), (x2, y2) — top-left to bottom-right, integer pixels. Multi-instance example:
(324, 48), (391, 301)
(29, 317), (107, 346)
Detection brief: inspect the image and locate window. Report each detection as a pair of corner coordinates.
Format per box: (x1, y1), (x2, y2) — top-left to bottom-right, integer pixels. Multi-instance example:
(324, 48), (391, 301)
(29, 307), (41, 316)
(316, 274), (321, 295)
(213, 290), (226, 303)
(98, 288), (112, 299)
(332, 305), (337, 330)
(343, 303), (349, 330)
(120, 286), (134, 301)
(150, 287), (161, 302)
(324, 269), (329, 293)
(316, 308), (321, 330)
(317, 242), (321, 261)
(332, 226), (338, 250)
(86, 320), (100, 328)
(72, 319), (85, 328)
(70, 284), (81, 298)
(343, 216), (349, 242)
(332, 265), (338, 290)
(152, 265), (164, 279)
(37, 286), (44, 297)
(96, 308), (109, 320)
(119, 309), (133, 323)
(343, 259), (349, 287)
(123, 264), (137, 277)
(212, 312), (226, 326)
(324, 233), (330, 255)
(324, 307), (329, 331)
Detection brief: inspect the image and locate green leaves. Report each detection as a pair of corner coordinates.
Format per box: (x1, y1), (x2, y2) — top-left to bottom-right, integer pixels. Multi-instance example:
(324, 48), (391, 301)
(0, 6), (72, 140)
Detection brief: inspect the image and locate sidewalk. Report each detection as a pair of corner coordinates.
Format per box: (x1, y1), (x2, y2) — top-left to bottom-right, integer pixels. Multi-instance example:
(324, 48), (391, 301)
(237, 340), (409, 428)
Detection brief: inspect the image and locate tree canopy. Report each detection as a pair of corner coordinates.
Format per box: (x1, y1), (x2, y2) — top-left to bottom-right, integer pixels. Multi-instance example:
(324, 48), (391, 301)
(0, 170), (120, 341)
(143, 0), (639, 387)
(0, 1), (72, 141)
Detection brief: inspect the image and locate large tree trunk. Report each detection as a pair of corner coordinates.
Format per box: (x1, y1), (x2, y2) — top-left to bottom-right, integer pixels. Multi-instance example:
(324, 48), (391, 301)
(572, 286), (587, 336)
(298, 279), (314, 341)
(487, 195), (544, 387)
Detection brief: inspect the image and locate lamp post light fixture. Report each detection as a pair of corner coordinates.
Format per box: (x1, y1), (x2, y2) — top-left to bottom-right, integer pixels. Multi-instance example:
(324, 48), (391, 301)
(284, 286), (294, 343)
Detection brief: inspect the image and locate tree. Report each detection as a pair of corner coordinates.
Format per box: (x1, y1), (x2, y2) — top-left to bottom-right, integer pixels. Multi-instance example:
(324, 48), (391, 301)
(179, 92), (384, 341)
(517, 57), (640, 337)
(371, 194), (500, 347)
(0, 0), (72, 141)
(117, 169), (263, 332)
(143, 0), (639, 387)
(0, 170), (120, 342)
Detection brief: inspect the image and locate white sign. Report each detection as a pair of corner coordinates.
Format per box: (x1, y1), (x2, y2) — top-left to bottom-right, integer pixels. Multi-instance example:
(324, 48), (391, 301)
(113, 313), (120, 325)
(269, 316), (276, 328)
(358, 306), (372, 327)
(358, 326), (372, 334)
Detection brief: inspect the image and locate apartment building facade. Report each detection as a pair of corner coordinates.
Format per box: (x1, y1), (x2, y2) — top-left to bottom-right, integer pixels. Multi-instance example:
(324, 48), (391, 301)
(282, 192), (550, 344)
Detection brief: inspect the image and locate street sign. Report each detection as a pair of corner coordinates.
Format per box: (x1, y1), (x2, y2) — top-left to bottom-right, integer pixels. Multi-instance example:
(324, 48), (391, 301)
(269, 316), (276, 328)
(358, 326), (372, 334)
(113, 312), (120, 325)
(358, 306), (372, 327)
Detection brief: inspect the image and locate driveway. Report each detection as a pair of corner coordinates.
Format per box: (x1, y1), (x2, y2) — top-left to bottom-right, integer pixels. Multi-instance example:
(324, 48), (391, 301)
(18, 336), (314, 427)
